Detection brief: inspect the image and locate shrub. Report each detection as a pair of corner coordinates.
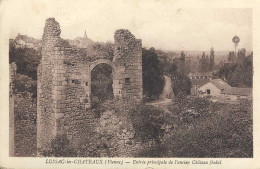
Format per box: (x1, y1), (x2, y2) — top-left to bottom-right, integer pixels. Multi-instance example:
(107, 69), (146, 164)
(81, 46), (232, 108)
(129, 105), (165, 144)
(164, 99), (253, 157)
(170, 72), (191, 96)
(13, 74), (37, 98)
(41, 135), (77, 157)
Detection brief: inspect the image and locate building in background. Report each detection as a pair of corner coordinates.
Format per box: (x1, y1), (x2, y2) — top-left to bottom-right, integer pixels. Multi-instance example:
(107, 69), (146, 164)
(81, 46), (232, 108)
(13, 33), (42, 49)
(199, 78), (231, 96)
(198, 78), (252, 101)
(189, 72), (213, 95)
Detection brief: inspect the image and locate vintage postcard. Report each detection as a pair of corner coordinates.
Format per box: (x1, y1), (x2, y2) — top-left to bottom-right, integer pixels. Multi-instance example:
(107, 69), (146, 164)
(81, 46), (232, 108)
(0, 0), (260, 168)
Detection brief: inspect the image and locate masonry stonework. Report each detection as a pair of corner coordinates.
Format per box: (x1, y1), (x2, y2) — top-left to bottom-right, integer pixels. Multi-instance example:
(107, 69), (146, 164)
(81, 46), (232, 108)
(37, 18), (143, 155)
(9, 63), (37, 157)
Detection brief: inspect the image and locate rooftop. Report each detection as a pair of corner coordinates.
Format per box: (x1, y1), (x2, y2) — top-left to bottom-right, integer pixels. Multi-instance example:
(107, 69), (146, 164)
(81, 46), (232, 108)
(210, 78), (231, 90)
(223, 87), (252, 96)
(15, 34), (41, 44)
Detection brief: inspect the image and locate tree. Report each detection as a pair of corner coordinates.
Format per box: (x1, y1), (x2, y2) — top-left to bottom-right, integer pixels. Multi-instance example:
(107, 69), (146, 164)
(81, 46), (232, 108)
(170, 72), (191, 96)
(180, 51), (185, 63)
(216, 50), (253, 88)
(209, 47), (215, 71)
(142, 48), (165, 101)
(9, 42), (41, 80)
(199, 52), (206, 72)
(237, 48), (246, 64)
(228, 51), (236, 63)
(205, 55), (210, 71)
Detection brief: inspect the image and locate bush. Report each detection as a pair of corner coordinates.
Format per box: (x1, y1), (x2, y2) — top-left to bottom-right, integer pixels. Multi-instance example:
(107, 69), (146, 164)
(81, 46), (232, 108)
(13, 74), (37, 98)
(170, 72), (191, 96)
(129, 105), (165, 143)
(164, 99), (253, 157)
(41, 135), (77, 157)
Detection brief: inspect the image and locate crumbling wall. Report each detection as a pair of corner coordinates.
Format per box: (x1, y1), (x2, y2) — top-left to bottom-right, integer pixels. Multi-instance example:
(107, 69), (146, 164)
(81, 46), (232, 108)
(37, 18), (62, 152)
(13, 96), (37, 156)
(9, 63), (16, 156)
(37, 18), (144, 156)
(114, 29), (143, 102)
(10, 62), (37, 157)
(97, 108), (156, 157)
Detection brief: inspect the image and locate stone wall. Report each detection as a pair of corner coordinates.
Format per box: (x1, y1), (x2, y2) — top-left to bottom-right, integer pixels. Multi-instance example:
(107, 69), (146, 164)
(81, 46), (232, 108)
(13, 96), (37, 156)
(97, 108), (156, 157)
(9, 63), (37, 157)
(37, 18), (143, 155)
(37, 18), (65, 152)
(9, 63), (16, 156)
(114, 29), (143, 102)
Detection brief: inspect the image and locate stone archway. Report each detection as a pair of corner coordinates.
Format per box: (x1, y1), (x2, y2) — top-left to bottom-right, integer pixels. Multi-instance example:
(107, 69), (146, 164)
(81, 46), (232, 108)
(90, 59), (116, 73)
(90, 60), (115, 108)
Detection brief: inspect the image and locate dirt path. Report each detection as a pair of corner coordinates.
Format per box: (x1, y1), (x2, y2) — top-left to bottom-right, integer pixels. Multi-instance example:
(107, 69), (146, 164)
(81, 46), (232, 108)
(146, 75), (173, 105)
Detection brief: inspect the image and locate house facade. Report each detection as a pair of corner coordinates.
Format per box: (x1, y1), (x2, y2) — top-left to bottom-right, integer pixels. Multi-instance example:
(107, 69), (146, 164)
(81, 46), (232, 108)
(189, 72), (213, 95)
(199, 78), (231, 96)
(198, 78), (252, 100)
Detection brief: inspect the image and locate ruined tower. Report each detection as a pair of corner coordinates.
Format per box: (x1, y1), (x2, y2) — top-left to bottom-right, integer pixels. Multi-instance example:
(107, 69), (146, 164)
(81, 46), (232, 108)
(113, 29), (143, 101)
(37, 18), (67, 152)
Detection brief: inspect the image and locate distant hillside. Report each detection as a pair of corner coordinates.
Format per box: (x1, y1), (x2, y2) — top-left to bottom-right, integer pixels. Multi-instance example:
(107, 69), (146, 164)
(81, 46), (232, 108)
(154, 50), (251, 65)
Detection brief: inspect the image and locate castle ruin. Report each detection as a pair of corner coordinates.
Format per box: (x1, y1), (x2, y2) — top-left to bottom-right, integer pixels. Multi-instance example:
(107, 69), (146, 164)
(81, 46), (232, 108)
(37, 18), (143, 154)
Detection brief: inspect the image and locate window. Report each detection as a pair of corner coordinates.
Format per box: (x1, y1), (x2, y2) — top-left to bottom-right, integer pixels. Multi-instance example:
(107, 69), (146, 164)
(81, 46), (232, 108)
(72, 79), (81, 84)
(85, 82), (88, 86)
(206, 89), (211, 94)
(125, 78), (131, 84)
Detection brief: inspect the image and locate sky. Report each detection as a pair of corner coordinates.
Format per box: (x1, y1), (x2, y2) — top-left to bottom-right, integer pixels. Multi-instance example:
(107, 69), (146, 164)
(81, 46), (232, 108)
(2, 0), (253, 51)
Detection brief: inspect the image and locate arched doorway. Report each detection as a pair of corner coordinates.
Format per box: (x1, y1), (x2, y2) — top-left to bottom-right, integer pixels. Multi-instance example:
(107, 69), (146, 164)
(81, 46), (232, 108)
(90, 63), (114, 108)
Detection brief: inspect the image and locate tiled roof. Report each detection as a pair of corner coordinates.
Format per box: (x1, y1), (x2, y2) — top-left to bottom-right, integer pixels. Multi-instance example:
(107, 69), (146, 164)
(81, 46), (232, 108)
(210, 79), (231, 90)
(223, 87), (252, 96)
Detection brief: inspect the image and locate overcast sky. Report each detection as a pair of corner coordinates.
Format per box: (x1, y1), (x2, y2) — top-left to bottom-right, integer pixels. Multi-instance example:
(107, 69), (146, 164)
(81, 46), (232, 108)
(3, 0), (252, 51)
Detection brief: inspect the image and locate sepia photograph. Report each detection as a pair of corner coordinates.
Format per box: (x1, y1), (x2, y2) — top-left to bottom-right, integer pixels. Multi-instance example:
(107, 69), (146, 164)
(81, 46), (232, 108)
(1, 0), (259, 168)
